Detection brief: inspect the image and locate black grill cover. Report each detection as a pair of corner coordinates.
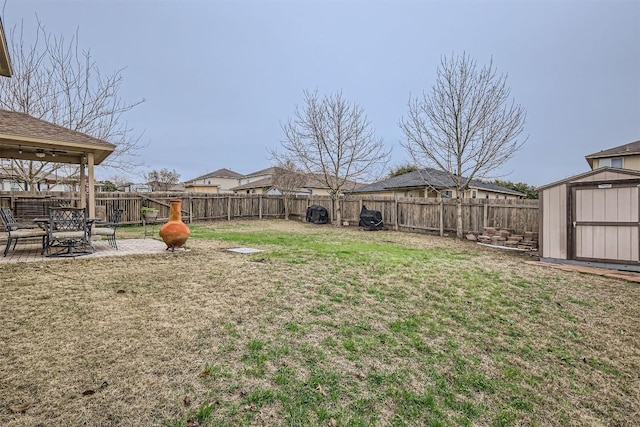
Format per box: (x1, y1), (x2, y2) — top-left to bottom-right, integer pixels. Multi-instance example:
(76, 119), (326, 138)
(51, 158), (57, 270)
(359, 205), (384, 230)
(306, 205), (329, 224)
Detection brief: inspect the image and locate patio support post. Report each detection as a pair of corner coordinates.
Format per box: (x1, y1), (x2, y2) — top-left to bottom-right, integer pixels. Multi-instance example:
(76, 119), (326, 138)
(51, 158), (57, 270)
(87, 152), (96, 219)
(80, 158), (86, 209)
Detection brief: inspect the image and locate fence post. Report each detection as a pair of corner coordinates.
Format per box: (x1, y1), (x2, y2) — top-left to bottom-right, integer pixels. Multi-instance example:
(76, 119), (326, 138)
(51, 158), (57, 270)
(227, 195), (231, 221)
(259, 195), (263, 220)
(439, 199), (444, 236)
(483, 201), (488, 229)
(394, 197), (399, 231)
(189, 196), (193, 224)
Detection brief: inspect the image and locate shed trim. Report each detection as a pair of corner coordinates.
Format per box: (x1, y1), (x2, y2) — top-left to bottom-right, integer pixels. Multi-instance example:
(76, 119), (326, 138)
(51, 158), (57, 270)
(536, 167), (640, 191)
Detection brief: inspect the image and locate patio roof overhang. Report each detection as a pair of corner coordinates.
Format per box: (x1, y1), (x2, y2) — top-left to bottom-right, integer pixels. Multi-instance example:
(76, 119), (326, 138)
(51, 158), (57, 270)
(0, 18), (12, 77)
(0, 110), (116, 164)
(0, 109), (116, 219)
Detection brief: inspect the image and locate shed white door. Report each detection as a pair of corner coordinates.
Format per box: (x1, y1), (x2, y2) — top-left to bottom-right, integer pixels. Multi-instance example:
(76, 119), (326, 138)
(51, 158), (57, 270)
(573, 185), (639, 262)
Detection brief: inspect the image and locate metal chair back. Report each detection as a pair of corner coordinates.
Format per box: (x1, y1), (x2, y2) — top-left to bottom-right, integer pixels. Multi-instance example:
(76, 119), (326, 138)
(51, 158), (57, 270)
(0, 207), (19, 231)
(50, 207), (87, 232)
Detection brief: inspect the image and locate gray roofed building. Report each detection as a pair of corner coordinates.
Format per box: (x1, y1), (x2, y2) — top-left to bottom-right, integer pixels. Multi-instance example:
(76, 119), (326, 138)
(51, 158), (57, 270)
(584, 139), (640, 170)
(351, 168), (525, 199)
(185, 168), (244, 182)
(184, 168), (244, 194)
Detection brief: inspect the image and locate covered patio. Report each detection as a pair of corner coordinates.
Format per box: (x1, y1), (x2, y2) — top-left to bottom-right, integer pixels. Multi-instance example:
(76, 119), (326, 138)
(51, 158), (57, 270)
(0, 109), (116, 218)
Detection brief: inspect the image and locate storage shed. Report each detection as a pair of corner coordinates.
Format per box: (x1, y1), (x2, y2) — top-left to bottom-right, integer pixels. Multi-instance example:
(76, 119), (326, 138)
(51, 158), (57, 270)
(538, 167), (640, 271)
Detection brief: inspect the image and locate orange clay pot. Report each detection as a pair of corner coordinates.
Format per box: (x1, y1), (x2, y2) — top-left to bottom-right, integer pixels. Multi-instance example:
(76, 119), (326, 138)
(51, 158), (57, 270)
(159, 199), (190, 251)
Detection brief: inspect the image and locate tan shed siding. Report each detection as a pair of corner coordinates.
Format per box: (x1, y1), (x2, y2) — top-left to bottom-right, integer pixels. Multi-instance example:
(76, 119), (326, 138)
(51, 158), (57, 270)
(574, 186), (639, 262)
(578, 225), (637, 261)
(573, 170), (634, 183)
(542, 183), (567, 259)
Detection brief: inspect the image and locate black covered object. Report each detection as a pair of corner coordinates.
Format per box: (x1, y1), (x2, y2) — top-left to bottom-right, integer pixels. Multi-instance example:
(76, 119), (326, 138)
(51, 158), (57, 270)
(359, 205), (385, 230)
(306, 205), (329, 224)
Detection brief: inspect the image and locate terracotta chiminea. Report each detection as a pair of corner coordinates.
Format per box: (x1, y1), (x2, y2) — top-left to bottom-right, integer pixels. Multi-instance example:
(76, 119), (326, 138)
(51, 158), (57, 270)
(159, 199), (190, 251)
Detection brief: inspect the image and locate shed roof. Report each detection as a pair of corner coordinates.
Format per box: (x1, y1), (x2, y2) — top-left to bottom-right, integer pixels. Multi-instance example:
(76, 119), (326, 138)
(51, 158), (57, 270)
(536, 167), (640, 191)
(352, 167), (525, 196)
(0, 109), (116, 164)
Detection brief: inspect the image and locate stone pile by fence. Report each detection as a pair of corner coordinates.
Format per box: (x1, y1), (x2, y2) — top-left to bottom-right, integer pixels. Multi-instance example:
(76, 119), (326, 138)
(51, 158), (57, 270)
(474, 227), (539, 251)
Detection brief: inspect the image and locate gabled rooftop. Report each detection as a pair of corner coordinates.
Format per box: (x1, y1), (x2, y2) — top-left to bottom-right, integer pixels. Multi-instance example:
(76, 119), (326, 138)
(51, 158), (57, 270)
(185, 168), (243, 183)
(352, 167), (525, 196)
(585, 139), (640, 168)
(0, 109), (116, 164)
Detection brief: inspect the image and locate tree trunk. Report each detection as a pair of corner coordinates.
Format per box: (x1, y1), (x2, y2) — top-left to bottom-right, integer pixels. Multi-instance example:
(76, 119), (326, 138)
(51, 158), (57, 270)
(456, 197), (463, 239)
(284, 195), (290, 220)
(335, 197), (342, 226)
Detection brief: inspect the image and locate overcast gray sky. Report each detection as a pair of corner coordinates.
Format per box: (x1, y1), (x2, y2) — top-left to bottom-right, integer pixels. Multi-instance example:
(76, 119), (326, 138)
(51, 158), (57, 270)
(3, 0), (639, 186)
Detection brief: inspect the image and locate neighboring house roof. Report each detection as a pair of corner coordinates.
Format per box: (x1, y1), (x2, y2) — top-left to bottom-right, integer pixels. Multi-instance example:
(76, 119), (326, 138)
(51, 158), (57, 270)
(245, 167), (278, 178)
(231, 176), (273, 191)
(584, 139), (640, 168)
(184, 168), (243, 183)
(352, 168), (525, 197)
(0, 109), (116, 164)
(230, 170), (362, 192)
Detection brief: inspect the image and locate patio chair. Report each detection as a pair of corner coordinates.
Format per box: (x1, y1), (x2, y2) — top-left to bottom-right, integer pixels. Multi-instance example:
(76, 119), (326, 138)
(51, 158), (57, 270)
(47, 207), (93, 257)
(0, 207), (47, 256)
(91, 209), (123, 249)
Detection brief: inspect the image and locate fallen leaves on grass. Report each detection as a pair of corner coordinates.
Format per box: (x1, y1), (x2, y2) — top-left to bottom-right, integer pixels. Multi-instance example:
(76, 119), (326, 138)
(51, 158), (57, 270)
(9, 403), (30, 413)
(316, 384), (327, 396)
(82, 381), (109, 396)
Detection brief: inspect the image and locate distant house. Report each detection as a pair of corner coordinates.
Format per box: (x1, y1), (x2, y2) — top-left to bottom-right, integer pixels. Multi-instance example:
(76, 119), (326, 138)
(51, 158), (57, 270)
(585, 139), (640, 171)
(184, 168), (243, 194)
(351, 168), (525, 199)
(0, 162), (79, 191)
(117, 182), (152, 192)
(230, 167), (361, 196)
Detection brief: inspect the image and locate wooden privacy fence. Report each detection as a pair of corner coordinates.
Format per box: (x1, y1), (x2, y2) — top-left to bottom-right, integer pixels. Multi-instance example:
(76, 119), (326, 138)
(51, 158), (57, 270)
(0, 192), (539, 235)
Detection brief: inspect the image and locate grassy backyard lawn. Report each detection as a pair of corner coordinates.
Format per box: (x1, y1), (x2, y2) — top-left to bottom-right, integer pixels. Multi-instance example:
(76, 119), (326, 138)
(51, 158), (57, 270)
(1, 220), (638, 426)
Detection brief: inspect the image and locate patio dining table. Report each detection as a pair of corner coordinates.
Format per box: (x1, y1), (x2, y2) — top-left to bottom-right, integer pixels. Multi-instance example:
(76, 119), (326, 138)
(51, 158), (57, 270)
(33, 217), (103, 257)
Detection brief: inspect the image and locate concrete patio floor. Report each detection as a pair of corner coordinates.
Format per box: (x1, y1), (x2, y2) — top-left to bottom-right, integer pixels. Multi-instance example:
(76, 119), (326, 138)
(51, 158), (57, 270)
(0, 237), (168, 263)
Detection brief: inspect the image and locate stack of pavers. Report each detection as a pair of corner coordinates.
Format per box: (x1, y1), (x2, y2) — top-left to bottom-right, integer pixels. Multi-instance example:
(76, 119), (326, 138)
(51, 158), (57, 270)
(476, 227), (538, 251)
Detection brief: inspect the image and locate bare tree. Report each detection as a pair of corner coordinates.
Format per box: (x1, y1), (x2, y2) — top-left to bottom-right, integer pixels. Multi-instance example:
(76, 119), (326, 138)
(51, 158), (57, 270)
(400, 53), (527, 238)
(0, 19), (146, 190)
(107, 174), (131, 190)
(276, 90), (389, 225)
(271, 160), (308, 220)
(145, 168), (180, 192)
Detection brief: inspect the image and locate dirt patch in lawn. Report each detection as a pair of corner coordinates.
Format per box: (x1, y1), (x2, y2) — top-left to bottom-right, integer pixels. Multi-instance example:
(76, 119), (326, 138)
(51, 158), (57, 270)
(1, 220), (638, 426)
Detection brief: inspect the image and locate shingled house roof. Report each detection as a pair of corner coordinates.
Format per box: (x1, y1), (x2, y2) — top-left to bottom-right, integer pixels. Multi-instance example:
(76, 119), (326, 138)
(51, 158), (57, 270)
(230, 169), (362, 192)
(584, 140), (640, 168)
(185, 168), (244, 183)
(352, 167), (525, 197)
(0, 109), (116, 165)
